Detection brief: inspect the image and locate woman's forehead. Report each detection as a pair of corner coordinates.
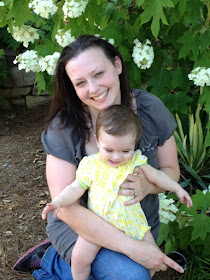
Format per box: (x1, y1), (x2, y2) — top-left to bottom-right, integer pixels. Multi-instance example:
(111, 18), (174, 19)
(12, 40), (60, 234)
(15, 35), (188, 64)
(65, 48), (110, 78)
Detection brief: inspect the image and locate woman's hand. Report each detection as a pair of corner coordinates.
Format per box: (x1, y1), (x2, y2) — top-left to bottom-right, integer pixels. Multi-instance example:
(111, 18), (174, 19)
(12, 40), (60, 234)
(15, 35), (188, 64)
(126, 240), (184, 274)
(118, 166), (152, 205)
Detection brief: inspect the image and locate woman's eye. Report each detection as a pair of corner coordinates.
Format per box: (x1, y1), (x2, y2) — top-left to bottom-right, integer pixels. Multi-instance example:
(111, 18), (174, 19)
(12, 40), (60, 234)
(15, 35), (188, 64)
(96, 71), (103, 77)
(76, 81), (85, 87)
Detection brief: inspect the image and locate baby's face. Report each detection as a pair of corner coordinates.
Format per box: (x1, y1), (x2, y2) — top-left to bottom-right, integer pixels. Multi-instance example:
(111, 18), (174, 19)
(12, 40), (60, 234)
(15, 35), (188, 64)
(96, 129), (136, 168)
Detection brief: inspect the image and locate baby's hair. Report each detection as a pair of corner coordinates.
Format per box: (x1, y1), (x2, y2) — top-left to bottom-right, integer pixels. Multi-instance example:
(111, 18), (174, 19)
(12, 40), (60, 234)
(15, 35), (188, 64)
(96, 105), (142, 143)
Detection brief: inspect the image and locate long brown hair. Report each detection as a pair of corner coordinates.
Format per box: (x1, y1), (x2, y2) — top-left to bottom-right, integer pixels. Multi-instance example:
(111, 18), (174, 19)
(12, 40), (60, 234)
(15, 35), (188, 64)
(49, 35), (132, 142)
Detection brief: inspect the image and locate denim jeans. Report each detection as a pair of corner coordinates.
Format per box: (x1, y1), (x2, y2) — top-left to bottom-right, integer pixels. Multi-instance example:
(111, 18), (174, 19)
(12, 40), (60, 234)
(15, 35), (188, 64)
(33, 246), (151, 280)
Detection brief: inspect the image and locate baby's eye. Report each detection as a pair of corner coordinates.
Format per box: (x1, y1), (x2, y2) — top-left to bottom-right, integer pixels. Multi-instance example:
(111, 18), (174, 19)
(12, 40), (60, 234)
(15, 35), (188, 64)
(123, 150), (129, 153)
(105, 149), (112, 152)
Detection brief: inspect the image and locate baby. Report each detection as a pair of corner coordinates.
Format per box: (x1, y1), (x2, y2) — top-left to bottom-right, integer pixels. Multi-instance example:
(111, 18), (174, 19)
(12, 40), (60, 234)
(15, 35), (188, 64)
(42, 105), (192, 280)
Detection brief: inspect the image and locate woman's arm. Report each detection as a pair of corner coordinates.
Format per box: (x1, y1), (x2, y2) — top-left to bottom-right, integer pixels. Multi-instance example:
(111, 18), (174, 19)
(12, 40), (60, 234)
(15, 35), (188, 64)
(45, 153), (184, 274)
(119, 135), (180, 204)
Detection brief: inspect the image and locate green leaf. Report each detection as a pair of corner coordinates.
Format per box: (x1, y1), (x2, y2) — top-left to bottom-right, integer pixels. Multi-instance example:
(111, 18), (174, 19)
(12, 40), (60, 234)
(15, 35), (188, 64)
(6, 0), (34, 26)
(164, 93), (179, 113)
(136, 0), (145, 6)
(200, 30), (210, 53)
(190, 214), (210, 241)
(199, 86), (210, 113)
(147, 65), (171, 91)
(157, 223), (170, 246)
(35, 39), (55, 56)
(118, 45), (131, 62)
(178, 30), (200, 59)
(176, 92), (192, 115)
(35, 72), (46, 93)
(187, 0), (203, 25)
(204, 131), (210, 148)
(141, 0), (174, 38)
(171, 67), (189, 90)
(181, 162), (204, 183)
(194, 51), (210, 68)
(165, 236), (178, 254)
(177, 226), (192, 250)
(178, 0), (188, 16)
(128, 62), (141, 88)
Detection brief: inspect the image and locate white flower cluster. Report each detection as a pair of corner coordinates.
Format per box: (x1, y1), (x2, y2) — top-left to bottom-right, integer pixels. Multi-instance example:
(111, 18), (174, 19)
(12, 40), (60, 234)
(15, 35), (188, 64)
(39, 52), (60, 75)
(188, 67), (210, 87)
(132, 39), (154, 69)
(0, 1), (5, 6)
(13, 50), (41, 73)
(8, 24), (39, 48)
(55, 29), (75, 47)
(14, 51), (60, 75)
(28, 0), (58, 19)
(63, 0), (88, 18)
(158, 193), (179, 224)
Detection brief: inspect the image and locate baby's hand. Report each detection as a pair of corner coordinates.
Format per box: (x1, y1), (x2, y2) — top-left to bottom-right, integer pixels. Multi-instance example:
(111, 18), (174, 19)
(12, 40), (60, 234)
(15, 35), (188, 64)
(176, 189), (193, 208)
(42, 202), (60, 220)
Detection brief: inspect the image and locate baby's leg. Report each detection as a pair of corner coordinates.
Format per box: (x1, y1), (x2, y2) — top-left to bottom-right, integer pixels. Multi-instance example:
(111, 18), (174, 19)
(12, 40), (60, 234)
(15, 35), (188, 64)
(71, 236), (101, 280)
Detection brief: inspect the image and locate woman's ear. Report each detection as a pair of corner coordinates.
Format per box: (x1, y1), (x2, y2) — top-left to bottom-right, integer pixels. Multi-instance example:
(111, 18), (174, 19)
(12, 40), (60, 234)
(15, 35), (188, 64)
(114, 56), (122, 75)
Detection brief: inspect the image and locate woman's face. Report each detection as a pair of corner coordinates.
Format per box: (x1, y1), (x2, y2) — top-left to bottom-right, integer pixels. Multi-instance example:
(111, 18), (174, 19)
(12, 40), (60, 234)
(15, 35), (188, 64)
(65, 47), (122, 117)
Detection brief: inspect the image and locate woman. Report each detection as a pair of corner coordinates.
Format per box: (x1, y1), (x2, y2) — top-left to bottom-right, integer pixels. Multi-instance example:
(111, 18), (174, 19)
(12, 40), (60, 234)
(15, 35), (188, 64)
(14, 35), (183, 279)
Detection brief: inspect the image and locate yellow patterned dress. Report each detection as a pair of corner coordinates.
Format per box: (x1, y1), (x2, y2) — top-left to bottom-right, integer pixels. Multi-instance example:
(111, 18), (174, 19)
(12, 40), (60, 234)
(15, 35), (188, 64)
(76, 150), (151, 240)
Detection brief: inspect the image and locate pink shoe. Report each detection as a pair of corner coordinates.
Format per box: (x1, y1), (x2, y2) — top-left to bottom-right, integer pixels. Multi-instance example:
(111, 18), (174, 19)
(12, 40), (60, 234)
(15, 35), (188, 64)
(13, 239), (51, 274)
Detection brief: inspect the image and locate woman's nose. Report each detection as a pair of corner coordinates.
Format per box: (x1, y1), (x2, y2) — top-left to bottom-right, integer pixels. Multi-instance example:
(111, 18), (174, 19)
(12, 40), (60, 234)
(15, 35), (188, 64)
(88, 79), (99, 94)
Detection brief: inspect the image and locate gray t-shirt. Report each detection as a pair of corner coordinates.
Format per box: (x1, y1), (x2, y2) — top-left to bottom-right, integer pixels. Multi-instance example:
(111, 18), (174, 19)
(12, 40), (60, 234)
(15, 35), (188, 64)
(41, 89), (176, 261)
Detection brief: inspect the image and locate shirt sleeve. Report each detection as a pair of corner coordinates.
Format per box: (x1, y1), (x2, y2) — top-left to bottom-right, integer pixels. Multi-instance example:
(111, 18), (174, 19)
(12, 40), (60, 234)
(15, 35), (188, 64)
(132, 150), (148, 167)
(134, 89), (177, 147)
(76, 156), (92, 190)
(41, 116), (85, 166)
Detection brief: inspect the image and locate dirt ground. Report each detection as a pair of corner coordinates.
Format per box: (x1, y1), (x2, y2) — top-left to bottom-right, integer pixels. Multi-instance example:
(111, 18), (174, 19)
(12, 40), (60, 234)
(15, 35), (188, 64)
(0, 104), (182, 280)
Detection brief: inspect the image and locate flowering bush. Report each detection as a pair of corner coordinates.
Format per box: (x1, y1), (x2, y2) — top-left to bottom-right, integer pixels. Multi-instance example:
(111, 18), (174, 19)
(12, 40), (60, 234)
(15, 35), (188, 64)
(0, 0), (209, 117)
(29, 0), (58, 19)
(157, 189), (210, 278)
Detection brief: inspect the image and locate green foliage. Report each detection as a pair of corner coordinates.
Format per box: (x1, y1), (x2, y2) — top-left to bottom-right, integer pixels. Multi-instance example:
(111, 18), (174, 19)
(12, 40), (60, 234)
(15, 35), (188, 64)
(158, 190), (210, 279)
(0, 0), (208, 116)
(175, 107), (210, 191)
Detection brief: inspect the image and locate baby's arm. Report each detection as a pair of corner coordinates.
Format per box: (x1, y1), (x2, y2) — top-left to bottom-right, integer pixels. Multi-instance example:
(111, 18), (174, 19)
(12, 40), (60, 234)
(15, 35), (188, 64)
(42, 179), (85, 220)
(140, 164), (192, 208)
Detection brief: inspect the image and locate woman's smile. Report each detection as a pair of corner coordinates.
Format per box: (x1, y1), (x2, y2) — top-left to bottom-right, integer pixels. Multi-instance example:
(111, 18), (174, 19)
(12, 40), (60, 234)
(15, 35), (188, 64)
(92, 90), (109, 102)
